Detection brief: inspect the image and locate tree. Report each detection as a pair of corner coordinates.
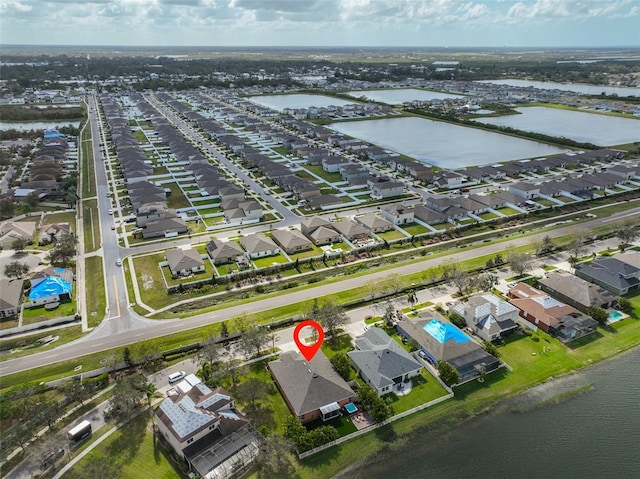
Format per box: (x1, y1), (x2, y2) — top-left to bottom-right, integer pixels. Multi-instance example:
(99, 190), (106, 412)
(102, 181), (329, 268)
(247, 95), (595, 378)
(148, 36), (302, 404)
(316, 299), (349, 339)
(236, 378), (270, 412)
(507, 249), (532, 277)
(3, 260), (29, 279)
(357, 384), (392, 423)
(448, 312), (466, 329)
(450, 267), (471, 296)
(108, 373), (146, 423)
(330, 353), (351, 380)
(587, 306), (608, 325)
(37, 399), (63, 429)
(197, 359), (214, 383)
(473, 272), (499, 292)
(483, 341), (500, 358)
(566, 230), (588, 261)
(11, 236), (27, 252)
(618, 297), (633, 315)
(407, 289), (418, 309)
(60, 377), (94, 407)
(199, 335), (223, 367)
(437, 360), (459, 386)
(381, 301), (397, 327)
(239, 324), (269, 359)
(615, 223), (638, 251)
(254, 434), (296, 479)
(48, 233), (77, 267)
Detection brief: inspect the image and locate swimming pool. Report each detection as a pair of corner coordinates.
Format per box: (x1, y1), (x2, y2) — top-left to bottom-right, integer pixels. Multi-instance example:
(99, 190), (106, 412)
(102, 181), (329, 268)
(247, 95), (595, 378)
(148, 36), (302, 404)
(345, 402), (358, 414)
(608, 310), (625, 323)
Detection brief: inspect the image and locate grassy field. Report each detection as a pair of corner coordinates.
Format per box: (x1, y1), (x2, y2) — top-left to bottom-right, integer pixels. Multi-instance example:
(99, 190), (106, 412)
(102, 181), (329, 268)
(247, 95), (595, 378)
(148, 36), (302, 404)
(82, 199), (100, 254)
(65, 415), (187, 479)
(80, 128), (96, 199)
(164, 182), (191, 209)
(85, 256), (106, 328)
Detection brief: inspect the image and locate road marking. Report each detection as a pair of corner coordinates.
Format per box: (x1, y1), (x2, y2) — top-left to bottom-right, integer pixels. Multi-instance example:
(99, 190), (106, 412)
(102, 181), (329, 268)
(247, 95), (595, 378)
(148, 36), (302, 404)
(113, 275), (121, 318)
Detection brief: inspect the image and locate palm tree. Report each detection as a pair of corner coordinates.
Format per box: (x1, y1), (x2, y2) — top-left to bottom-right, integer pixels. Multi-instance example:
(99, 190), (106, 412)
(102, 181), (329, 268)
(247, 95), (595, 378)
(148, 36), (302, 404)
(145, 383), (161, 423)
(197, 360), (214, 383)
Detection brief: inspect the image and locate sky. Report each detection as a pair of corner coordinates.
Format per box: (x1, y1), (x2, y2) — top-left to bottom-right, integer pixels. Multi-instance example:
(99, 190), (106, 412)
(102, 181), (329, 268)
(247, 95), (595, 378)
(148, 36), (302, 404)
(0, 0), (639, 48)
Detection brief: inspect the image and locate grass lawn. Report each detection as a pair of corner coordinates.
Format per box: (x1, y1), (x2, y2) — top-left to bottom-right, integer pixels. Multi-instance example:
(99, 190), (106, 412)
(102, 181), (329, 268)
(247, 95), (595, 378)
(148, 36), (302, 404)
(305, 414), (357, 436)
(402, 223), (430, 236)
(82, 199), (100, 253)
(43, 211), (77, 226)
(556, 195), (576, 204)
(377, 230), (405, 241)
(65, 415), (187, 479)
(494, 206), (521, 216)
(133, 253), (174, 308)
(80, 128), (96, 199)
(385, 369), (449, 414)
(22, 297), (77, 324)
(289, 245), (324, 260)
(253, 254), (288, 268)
(478, 212), (500, 221)
(85, 256), (106, 328)
(304, 164), (343, 183)
(321, 334), (354, 360)
(215, 262), (243, 276)
(165, 182), (192, 209)
(535, 198), (555, 207)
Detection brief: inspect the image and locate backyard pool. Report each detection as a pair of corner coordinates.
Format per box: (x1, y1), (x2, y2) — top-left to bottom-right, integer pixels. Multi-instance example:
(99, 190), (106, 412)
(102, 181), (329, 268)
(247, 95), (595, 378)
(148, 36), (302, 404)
(345, 402), (358, 414)
(608, 310), (626, 324)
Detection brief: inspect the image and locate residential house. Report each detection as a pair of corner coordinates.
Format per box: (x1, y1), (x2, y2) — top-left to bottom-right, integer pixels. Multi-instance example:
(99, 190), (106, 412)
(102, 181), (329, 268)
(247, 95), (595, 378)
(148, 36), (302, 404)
(348, 328), (423, 396)
(508, 283), (599, 343)
(575, 257), (640, 296)
(451, 294), (519, 342)
(155, 376), (260, 478)
(380, 204), (414, 225)
(268, 351), (355, 424)
(538, 271), (616, 313)
(0, 221), (37, 249)
(206, 239), (245, 265)
(397, 313), (500, 384)
(38, 223), (71, 245)
(142, 217), (188, 239)
(332, 219), (370, 241)
(270, 229), (313, 254)
(354, 213), (393, 233)
(300, 217), (341, 245)
(240, 233), (280, 259)
(368, 177), (405, 199)
(0, 279), (23, 318)
(27, 272), (73, 307)
(509, 182), (541, 200)
(165, 248), (205, 278)
(413, 205), (446, 225)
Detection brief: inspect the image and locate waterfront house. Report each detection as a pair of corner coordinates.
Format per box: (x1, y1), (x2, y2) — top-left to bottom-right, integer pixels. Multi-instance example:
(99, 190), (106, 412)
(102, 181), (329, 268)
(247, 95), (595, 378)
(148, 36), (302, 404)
(450, 294), (519, 342)
(538, 271), (616, 313)
(268, 351), (355, 424)
(397, 313), (500, 384)
(348, 328), (423, 396)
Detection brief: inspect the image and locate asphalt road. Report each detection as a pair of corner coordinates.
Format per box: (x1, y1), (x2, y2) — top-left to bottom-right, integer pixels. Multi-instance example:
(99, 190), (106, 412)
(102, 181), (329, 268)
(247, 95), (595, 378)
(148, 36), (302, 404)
(1, 203), (638, 377)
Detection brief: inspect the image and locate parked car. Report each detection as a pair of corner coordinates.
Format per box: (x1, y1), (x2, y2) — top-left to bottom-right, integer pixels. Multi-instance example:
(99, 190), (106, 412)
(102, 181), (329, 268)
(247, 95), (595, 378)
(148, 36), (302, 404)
(115, 258), (122, 266)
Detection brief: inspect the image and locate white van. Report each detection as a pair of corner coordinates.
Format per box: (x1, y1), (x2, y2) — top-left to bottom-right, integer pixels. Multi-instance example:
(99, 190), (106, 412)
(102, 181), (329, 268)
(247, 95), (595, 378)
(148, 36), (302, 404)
(168, 371), (186, 385)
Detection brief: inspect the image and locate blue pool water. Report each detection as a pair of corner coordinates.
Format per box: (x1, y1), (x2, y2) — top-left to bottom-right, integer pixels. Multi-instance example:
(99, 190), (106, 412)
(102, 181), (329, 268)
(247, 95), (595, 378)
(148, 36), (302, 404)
(608, 310), (624, 322)
(345, 402), (358, 414)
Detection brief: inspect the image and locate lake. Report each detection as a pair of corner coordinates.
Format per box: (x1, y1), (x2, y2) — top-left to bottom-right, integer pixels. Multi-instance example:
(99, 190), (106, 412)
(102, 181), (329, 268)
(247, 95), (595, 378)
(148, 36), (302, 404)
(478, 79), (640, 98)
(328, 117), (567, 168)
(0, 121), (81, 131)
(341, 346), (640, 479)
(344, 89), (467, 105)
(247, 94), (358, 112)
(476, 107), (640, 146)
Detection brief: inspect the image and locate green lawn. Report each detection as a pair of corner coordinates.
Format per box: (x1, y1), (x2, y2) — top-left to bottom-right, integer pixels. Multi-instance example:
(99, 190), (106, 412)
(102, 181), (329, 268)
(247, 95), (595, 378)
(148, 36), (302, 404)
(65, 415), (187, 479)
(289, 245), (324, 260)
(495, 206), (521, 216)
(478, 212), (500, 221)
(80, 128), (96, 199)
(556, 195), (576, 204)
(133, 253), (173, 308)
(253, 254), (288, 268)
(401, 223), (430, 236)
(385, 369), (449, 414)
(535, 198), (556, 207)
(85, 256), (106, 328)
(22, 296), (76, 323)
(43, 211), (77, 226)
(165, 182), (192, 209)
(82, 199), (100, 253)
(304, 164), (344, 183)
(377, 230), (405, 241)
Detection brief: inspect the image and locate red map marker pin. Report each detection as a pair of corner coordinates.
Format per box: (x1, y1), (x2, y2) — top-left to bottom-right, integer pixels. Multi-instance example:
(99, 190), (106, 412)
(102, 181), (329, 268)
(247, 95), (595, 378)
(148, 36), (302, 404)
(293, 320), (325, 362)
